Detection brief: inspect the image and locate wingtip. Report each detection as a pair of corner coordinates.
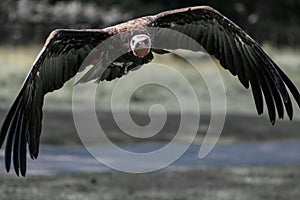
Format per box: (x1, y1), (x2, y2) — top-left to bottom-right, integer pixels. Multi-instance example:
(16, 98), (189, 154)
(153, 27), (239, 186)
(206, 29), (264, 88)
(271, 120), (275, 126)
(21, 170), (26, 177)
(5, 163), (10, 173)
(286, 107), (293, 121)
(0, 128), (5, 148)
(14, 166), (20, 177)
(257, 110), (263, 116)
(5, 158), (26, 177)
(15, 169), (20, 177)
(30, 151), (38, 160)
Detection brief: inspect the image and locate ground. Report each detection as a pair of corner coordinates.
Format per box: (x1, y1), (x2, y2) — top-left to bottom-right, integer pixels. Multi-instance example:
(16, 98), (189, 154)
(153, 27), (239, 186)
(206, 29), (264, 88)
(1, 166), (299, 200)
(0, 110), (300, 200)
(0, 46), (300, 199)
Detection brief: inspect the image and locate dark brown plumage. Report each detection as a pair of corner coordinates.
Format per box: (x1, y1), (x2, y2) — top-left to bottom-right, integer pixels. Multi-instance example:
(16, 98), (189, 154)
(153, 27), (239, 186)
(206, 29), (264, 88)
(0, 6), (299, 176)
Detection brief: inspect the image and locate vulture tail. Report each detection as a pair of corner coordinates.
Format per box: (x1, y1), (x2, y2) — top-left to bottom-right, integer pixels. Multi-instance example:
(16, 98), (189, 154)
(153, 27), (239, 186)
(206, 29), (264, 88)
(0, 73), (44, 176)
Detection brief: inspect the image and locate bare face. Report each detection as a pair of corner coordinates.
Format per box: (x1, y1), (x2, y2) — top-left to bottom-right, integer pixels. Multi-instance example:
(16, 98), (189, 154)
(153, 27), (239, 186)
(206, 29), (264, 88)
(130, 34), (151, 58)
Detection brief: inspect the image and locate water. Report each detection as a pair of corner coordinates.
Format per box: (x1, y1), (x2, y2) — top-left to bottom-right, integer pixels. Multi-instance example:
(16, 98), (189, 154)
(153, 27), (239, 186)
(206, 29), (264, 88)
(0, 141), (300, 176)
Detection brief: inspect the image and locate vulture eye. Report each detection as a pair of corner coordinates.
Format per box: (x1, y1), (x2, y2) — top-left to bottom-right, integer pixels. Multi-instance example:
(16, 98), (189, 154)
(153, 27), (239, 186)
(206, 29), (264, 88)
(131, 39), (135, 46)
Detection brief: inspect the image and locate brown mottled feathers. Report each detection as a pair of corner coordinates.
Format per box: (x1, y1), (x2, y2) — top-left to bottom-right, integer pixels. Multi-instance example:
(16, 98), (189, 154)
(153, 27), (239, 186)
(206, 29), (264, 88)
(0, 6), (299, 177)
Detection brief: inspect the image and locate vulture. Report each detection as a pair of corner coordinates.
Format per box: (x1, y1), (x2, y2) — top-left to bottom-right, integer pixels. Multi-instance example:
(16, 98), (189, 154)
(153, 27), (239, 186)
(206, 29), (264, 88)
(1, 6), (300, 177)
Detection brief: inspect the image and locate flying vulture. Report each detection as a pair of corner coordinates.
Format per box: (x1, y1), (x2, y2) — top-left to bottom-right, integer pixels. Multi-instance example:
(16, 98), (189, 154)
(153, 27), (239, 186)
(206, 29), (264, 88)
(0, 6), (300, 176)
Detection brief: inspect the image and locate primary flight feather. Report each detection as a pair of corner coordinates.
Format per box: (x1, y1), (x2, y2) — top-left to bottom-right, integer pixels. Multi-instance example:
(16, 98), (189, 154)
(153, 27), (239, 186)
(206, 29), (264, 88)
(1, 6), (300, 176)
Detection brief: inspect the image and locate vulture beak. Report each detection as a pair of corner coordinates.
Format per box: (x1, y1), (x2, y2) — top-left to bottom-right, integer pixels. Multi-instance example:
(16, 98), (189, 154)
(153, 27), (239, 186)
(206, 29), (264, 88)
(131, 34), (151, 58)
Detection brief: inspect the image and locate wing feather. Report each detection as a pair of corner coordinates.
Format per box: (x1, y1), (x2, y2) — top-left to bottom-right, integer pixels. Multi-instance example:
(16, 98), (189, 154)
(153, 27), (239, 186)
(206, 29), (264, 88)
(244, 45), (284, 119)
(151, 5), (300, 121)
(220, 31), (232, 71)
(235, 39), (253, 87)
(0, 29), (112, 176)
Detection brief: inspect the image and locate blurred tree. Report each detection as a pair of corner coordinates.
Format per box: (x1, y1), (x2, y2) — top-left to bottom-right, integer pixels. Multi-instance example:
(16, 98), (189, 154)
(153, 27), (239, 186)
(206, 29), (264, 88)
(0, 0), (300, 46)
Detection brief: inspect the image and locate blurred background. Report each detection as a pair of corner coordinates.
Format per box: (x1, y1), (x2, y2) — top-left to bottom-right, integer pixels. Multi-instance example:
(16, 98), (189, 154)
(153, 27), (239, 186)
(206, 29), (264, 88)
(0, 0), (300, 200)
(1, 0), (300, 46)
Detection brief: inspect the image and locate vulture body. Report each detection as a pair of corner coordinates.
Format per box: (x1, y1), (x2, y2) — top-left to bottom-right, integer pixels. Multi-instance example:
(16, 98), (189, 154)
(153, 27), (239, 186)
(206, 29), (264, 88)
(0, 6), (300, 176)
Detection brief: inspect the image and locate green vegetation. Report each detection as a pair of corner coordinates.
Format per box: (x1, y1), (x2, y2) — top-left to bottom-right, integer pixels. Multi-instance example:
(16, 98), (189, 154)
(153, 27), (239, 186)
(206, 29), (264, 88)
(0, 45), (299, 119)
(0, 45), (40, 104)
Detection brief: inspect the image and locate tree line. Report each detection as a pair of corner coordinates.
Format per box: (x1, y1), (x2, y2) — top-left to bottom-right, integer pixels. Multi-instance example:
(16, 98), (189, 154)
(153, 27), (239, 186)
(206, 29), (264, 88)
(1, 0), (300, 46)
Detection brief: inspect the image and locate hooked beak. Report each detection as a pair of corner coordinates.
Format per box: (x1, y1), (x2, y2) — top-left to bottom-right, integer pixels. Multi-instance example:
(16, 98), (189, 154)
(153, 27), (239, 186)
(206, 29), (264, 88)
(133, 42), (150, 58)
(130, 34), (151, 58)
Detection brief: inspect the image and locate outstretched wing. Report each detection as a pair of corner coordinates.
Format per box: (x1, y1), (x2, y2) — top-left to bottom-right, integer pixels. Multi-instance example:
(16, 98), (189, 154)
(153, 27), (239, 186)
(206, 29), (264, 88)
(0, 29), (112, 176)
(150, 6), (300, 123)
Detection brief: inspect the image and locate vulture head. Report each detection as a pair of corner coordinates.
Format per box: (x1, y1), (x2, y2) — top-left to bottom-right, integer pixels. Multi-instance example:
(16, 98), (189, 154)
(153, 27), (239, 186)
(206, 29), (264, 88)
(130, 34), (151, 58)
